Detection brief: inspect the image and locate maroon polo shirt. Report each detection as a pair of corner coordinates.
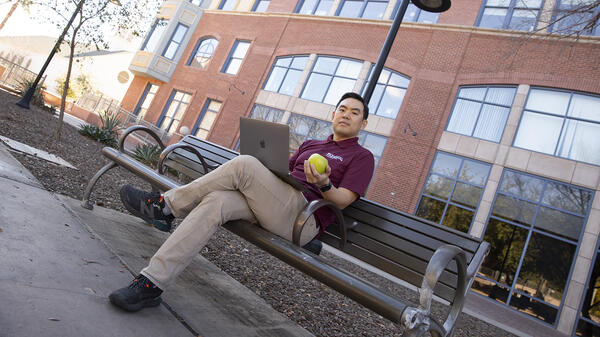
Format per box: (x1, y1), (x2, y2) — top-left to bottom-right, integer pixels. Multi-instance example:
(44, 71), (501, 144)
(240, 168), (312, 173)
(289, 135), (375, 236)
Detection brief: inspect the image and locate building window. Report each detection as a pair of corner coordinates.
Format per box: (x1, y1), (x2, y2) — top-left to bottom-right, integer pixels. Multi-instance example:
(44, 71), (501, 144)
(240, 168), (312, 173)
(473, 169), (593, 325)
(141, 19), (168, 54)
(415, 152), (491, 232)
(221, 40), (251, 75)
(301, 56), (362, 105)
(162, 23), (189, 60)
(263, 55), (308, 96)
(133, 83), (159, 119)
(446, 86), (516, 142)
(287, 113), (387, 167)
(296, 0), (334, 15)
(362, 67), (410, 119)
(187, 37), (219, 69)
(158, 90), (192, 134)
(393, 2), (440, 23)
(513, 88), (600, 166)
(219, 0), (239, 10)
(551, 0), (600, 37)
(192, 99), (222, 139)
(252, 0), (270, 12)
(337, 0), (389, 19)
(477, 0), (544, 32)
(249, 104), (285, 123)
(576, 244), (600, 335)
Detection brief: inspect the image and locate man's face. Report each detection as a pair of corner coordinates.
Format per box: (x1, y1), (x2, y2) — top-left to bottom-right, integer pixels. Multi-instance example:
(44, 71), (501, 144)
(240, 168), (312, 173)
(331, 97), (368, 140)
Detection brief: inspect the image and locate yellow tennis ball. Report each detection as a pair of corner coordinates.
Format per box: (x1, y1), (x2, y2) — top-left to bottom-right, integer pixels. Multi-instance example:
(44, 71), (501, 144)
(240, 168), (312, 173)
(308, 153), (328, 174)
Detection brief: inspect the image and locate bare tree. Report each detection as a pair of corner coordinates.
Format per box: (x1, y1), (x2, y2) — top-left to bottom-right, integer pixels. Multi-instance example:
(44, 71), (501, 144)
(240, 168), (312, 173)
(0, 0), (33, 31)
(540, 0), (600, 37)
(36, 0), (160, 140)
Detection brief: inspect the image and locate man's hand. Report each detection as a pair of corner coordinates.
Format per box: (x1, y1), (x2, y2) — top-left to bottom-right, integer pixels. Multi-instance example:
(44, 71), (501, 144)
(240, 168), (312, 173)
(304, 160), (331, 187)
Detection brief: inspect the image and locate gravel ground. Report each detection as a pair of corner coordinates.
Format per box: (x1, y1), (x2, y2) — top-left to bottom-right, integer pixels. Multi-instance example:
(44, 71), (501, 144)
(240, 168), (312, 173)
(0, 90), (515, 337)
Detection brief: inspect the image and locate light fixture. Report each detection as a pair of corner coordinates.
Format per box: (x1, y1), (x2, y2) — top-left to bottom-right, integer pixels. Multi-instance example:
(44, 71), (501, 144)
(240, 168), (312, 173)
(411, 0), (451, 13)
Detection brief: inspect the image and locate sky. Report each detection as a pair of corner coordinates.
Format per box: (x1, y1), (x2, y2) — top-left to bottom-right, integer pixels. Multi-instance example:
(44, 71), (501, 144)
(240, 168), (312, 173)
(0, 3), (61, 37)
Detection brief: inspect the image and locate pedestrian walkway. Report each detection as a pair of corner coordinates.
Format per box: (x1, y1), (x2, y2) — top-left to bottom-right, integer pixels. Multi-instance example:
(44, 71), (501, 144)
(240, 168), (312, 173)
(0, 142), (312, 337)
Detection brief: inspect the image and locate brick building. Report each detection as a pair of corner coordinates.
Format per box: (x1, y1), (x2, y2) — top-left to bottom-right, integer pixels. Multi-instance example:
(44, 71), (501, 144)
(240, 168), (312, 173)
(115, 0), (600, 334)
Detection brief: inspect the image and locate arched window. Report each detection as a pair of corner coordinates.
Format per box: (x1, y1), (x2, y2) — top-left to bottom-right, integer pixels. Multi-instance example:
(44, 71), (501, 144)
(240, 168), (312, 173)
(187, 37), (219, 69)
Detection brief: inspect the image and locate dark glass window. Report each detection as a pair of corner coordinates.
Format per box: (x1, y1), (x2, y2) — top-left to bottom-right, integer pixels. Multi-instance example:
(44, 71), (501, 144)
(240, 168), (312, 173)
(263, 56), (309, 96)
(296, 0), (334, 15)
(473, 169), (593, 325)
(477, 0), (544, 32)
(415, 152), (491, 232)
(576, 243), (600, 336)
(446, 86), (516, 142)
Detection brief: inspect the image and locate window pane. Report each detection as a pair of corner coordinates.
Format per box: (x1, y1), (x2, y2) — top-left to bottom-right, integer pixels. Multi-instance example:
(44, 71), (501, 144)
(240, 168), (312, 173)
(416, 196), (446, 224)
(486, 87), (516, 106)
(473, 278), (510, 304)
(492, 194), (537, 226)
(513, 111), (563, 155)
(336, 59), (362, 78)
(404, 3), (420, 21)
(486, 0), (511, 6)
(418, 10), (439, 23)
(143, 20), (167, 53)
(509, 292), (558, 324)
(233, 42), (250, 58)
(339, 0), (363, 17)
(163, 43), (178, 59)
(519, 0), (542, 7)
(199, 111), (217, 130)
(276, 57), (292, 67)
(255, 0), (269, 12)
(473, 104), (510, 142)
(508, 9), (538, 31)
(362, 133), (386, 157)
(441, 205), (473, 232)
(376, 86), (405, 118)
(499, 170), (543, 201)
(459, 87), (486, 101)
(542, 181), (591, 215)
(302, 73), (331, 102)
(264, 67), (286, 92)
(447, 99), (481, 136)
(221, 0), (236, 10)
(323, 77), (355, 105)
(568, 93), (600, 122)
(208, 100), (221, 111)
(577, 253), (600, 336)
(389, 73), (409, 87)
(534, 206), (584, 240)
(313, 57), (338, 74)
(308, 120), (332, 139)
(526, 89), (570, 115)
(459, 160), (490, 186)
(299, 0), (317, 13)
(481, 218), (528, 287)
(173, 25), (187, 42)
(291, 56), (308, 70)
(558, 119), (600, 165)
(480, 8), (508, 29)
(431, 152), (461, 178)
(367, 84), (385, 114)
(279, 69), (302, 95)
(451, 182), (482, 208)
(424, 174), (454, 199)
(314, 0), (333, 15)
(289, 115), (312, 135)
(225, 58), (242, 75)
(362, 1), (387, 19)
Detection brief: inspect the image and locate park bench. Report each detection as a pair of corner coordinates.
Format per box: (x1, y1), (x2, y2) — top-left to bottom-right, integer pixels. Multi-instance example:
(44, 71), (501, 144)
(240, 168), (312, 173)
(82, 125), (490, 336)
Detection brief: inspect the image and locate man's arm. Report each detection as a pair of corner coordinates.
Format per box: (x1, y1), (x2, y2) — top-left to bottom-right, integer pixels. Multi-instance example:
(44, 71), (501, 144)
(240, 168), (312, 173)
(303, 160), (358, 210)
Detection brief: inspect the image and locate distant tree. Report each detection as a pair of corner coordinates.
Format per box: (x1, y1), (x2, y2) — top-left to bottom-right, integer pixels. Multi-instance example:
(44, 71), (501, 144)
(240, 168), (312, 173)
(542, 0), (600, 37)
(0, 0), (33, 31)
(36, 0), (160, 140)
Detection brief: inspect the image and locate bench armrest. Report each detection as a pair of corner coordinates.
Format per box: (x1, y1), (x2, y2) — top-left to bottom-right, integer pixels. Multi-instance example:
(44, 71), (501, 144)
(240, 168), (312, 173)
(157, 143), (217, 176)
(403, 244), (467, 336)
(293, 199), (346, 249)
(118, 125), (165, 153)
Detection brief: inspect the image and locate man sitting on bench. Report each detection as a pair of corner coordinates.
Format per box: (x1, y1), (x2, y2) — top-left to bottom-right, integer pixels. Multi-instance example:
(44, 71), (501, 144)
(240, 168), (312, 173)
(109, 92), (375, 312)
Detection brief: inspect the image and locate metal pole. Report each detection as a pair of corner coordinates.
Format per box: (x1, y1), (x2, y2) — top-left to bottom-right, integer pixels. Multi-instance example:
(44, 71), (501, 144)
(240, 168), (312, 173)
(16, 0), (85, 109)
(362, 0), (410, 104)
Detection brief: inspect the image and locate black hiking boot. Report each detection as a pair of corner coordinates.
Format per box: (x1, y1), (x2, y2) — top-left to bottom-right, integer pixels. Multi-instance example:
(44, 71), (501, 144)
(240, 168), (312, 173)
(109, 274), (163, 312)
(119, 184), (175, 232)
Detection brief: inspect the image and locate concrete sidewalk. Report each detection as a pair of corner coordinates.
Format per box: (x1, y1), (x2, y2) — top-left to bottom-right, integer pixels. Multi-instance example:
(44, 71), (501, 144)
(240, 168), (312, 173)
(0, 142), (312, 337)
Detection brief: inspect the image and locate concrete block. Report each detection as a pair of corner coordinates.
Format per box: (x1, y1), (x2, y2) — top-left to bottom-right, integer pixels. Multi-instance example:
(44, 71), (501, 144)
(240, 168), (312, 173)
(517, 84), (530, 96)
(494, 145), (509, 165)
(438, 131), (460, 153)
(469, 220), (486, 239)
(475, 200), (492, 224)
(489, 164), (504, 182)
(572, 162), (600, 190)
(564, 280), (585, 310)
(579, 232), (598, 260)
(481, 181), (498, 204)
(557, 306), (577, 335)
(572, 256), (592, 284)
(291, 98), (309, 114)
(376, 117), (394, 136)
(500, 124), (517, 146)
(264, 91), (278, 107)
(594, 192), (600, 210)
(456, 136), (478, 158)
(475, 140), (498, 163)
(527, 152), (575, 183)
(506, 103), (525, 127)
(255, 90), (269, 104)
(505, 147), (531, 171)
(584, 209), (600, 236)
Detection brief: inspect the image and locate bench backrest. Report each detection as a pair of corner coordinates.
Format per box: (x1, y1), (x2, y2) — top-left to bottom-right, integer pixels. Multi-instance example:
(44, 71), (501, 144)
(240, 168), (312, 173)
(320, 198), (484, 303)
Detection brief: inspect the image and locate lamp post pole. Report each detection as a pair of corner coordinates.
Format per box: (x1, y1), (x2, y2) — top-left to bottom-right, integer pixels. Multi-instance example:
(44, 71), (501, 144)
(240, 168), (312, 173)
(362, 0), (450, 104)
(16, 0), (85, 109)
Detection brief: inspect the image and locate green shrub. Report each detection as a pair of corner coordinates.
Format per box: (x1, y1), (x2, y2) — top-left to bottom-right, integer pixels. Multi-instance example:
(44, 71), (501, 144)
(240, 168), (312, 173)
(78, 123), (118, 147)
(16, 78), (45, 108)
(99, 110), (122, 134)
(133, 143), (161, 167)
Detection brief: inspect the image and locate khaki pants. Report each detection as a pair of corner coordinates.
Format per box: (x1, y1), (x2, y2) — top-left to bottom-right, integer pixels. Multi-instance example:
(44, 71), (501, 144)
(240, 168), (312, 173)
(141, 155), (319, 290)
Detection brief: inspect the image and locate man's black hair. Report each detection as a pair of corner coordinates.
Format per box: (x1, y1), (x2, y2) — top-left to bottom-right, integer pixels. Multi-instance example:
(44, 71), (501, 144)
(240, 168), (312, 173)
(336, 92), (369, 120)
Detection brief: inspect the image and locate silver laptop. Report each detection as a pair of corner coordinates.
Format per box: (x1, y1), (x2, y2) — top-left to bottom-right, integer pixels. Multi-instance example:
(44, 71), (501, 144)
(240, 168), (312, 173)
(239, 117), (308, 192)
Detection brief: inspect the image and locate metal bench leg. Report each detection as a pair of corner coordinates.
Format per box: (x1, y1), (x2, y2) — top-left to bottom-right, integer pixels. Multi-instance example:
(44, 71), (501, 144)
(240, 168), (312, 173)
(81, 162), (118, 210)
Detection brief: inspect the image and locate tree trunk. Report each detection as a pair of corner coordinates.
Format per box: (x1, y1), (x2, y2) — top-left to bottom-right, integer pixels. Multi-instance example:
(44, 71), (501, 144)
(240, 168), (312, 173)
(0, 2), (18, 32)
(56, 31), (78, 141)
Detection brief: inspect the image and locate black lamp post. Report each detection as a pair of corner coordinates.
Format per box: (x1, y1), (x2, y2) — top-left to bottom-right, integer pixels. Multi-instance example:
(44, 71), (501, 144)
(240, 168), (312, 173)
(362, 0), (451, 104)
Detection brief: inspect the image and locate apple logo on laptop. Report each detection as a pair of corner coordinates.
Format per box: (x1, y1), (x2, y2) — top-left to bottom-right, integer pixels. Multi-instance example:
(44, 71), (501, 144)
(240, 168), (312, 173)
(260, 140), (266, 149)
